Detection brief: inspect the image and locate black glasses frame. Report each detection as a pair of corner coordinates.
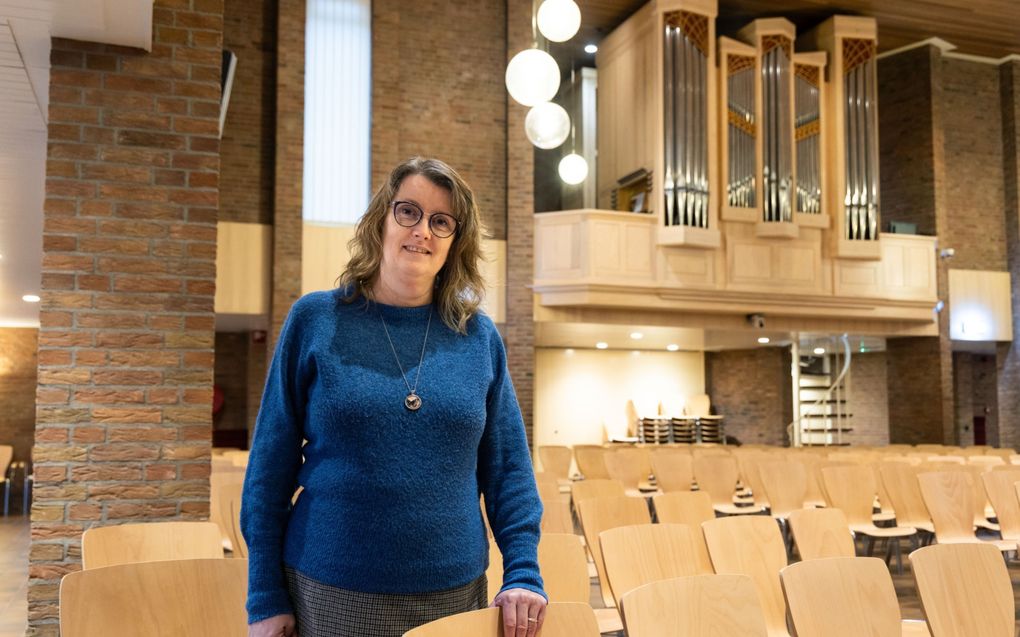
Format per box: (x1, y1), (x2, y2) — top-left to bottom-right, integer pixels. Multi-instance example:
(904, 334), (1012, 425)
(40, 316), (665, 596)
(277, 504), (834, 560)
(390, 201), (459, 238)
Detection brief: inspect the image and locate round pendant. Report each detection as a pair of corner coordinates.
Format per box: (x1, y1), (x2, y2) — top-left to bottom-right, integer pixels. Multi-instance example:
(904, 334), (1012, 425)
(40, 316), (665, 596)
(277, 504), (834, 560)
(405, 392), (422, 411)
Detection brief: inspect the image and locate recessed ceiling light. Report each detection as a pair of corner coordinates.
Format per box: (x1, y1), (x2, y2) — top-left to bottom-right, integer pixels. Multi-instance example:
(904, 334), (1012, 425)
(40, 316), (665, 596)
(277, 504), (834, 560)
(666, 343), (680, 352)
(595, 341), (608, 349)
(630, 331), (643, 340)
(757, 336), (770, 344)
(584, 43), (598, 54)
(564, 348), (575, 356)
(22, 294), (40, 303)
(813, 347), (825, 355)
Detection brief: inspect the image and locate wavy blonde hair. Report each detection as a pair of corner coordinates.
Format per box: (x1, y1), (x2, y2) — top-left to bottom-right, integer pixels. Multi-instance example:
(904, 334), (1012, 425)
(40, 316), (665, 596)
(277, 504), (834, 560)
(338, 157), (486, 334)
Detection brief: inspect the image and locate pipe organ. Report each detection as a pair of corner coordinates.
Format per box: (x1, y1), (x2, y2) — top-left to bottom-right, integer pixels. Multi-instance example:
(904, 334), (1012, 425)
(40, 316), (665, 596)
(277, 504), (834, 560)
(598, 1), (883, 258)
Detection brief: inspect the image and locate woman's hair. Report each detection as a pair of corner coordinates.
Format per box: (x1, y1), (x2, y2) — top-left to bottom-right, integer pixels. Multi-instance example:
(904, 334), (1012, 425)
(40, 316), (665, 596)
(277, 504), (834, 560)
(338, 156), (487, 334)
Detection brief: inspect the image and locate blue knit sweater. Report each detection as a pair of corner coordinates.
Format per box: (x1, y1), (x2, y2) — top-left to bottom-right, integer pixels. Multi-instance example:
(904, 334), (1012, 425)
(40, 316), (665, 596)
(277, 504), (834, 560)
(240, 289), (545, 623)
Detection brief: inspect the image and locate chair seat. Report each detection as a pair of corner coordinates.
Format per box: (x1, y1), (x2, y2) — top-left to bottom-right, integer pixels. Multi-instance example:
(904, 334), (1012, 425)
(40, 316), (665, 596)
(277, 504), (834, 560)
(873, 511), (896, 523)
(625, 487), (662, 498)
(714, 503), (767, 515)
(975, 519), (1000, 532)
(850, 524), (916, 538)
(937, 537), (1017, 552)
(901, 619), (931, 636)
(594, 608), (623, 633)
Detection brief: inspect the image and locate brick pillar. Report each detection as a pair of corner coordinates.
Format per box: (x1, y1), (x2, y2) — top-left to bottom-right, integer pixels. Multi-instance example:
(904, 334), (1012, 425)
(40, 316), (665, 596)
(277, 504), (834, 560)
(29, 1), (223, 633)
(505, 0), (536, 444)
(998, 60), (1020, 450)
(271, 0), (305, 347)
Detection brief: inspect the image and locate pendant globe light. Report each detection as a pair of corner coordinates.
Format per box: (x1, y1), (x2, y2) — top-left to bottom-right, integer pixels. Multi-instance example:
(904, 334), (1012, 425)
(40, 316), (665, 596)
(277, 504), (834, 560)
(525, 102), (570, 149)
(505, 48), (560, 107)
(559, 152), (588, 184)
(536, 0), (581, 43)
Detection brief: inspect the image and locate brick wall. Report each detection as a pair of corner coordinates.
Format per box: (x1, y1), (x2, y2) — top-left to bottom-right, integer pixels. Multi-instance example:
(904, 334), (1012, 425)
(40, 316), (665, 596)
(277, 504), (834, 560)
(0, 328), (38, 507)
(998, 60), (1020, 451)
(371, 0), (507, 239)
(954, 353), (1000, 447)
(213, 332), (249, 435)
(886, 337), (948, 443)
(954, 352), (974, 446)
(851, 352), (889, 446)
(705, 348), (791, 446)
(29, 1), (223, 632)
(220, 0), (276, 225)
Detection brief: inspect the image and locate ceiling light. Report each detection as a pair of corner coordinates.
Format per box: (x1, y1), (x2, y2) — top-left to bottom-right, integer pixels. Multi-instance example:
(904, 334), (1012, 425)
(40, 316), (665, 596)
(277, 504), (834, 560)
(22, 294), (40, 303)
(630, 332), (643, 340)
(536, 0), (581, 42)
(757, 337), (770, 344)
(584, 43), (598, 54)
(813, 347), (825, 355)
(666, 344), (680, 352)
(524, 102), (570, 149)
(505, 48), (560, 107)
(595, 341), (608, 349)
(558, 153), (588, 184)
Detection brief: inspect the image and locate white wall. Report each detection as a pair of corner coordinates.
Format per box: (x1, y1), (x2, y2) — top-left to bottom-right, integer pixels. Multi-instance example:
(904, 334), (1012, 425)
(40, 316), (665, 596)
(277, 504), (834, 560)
(534, 347), (705, 467)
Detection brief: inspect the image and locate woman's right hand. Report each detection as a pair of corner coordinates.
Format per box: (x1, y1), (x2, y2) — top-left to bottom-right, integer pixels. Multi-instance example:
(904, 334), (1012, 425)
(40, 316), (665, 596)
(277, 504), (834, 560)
(249, 614), (298, 637)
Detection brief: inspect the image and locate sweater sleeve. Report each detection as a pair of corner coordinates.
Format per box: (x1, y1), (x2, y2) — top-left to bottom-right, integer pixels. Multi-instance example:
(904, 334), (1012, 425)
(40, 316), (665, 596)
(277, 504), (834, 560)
(241, 301), (310, 623)
(477, 325), (547, 600)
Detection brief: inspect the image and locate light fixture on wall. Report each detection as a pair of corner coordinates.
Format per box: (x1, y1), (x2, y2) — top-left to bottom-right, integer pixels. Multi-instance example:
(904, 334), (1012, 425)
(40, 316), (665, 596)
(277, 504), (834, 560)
(666, 343), (680, 351)
(525, 101), (570, 149)
(757, 336), (770, 344)
(629, 331), (643, 340)
(813, 346), (825, 355)
(536, 0), (581, 42)
(595, 341), (608, 349)
(22, 294), (39, 303)
(505, 48), (560, 107)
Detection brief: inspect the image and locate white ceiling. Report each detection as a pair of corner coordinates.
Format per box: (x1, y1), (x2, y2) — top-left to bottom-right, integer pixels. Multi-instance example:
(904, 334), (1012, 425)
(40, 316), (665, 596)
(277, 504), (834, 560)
(0, 0), (152, 327)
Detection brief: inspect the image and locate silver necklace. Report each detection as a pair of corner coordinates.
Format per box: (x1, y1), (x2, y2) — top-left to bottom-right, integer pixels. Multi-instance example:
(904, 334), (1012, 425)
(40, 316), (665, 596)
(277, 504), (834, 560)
(379, 307), (432, 411)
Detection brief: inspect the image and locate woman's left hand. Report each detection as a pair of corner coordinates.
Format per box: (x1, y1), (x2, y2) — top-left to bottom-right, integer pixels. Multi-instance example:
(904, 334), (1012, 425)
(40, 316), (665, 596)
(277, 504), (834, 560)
(491, 587), (547, 637)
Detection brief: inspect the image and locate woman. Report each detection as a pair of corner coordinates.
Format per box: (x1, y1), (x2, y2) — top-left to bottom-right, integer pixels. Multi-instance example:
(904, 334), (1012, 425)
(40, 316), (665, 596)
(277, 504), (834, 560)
(242, 157), (547, 637)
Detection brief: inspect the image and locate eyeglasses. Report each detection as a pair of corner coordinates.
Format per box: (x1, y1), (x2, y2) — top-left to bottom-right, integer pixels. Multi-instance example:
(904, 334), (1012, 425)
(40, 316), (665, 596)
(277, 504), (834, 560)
(391, 201), (459, 238)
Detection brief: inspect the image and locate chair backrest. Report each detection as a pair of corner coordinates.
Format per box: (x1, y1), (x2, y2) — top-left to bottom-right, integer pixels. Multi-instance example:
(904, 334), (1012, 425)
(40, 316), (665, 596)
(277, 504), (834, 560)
(538, 445), (573, 479)
(218, 481), (247, 557)
(701, 516), (789, 636)
(786, 508), (855, 560)
(917, 471), (975, 542)
(600, 523), (703, 608)
(732, 451), (771, 508)
(684, 394), (712, 417)
(534, 471), (561, 504)
(574, 445), (611, 479)
(878, 462), (932, 528)
(570, 478), (624, 505)
(538, 483), (575, 535)
(910, 543), (1014, 637)
(620, 574), (769, 637)
(81, 521), (223, 569)
(488, 534), (590, 604)
(0, 445), (12, 475)
(403, 602), (600, 637)
(604, 447), (651, 489)
(820, 464), (875, 527)
(984, 469), (1020, 540)
(59, 558), (247, 636)
(758, 459), (807, 518)
(793, 454), (827, 505)
(576, 495), (652, 607)
(692, 454), (739, 507)
(651, 491), (714, 573)
(780, 557), (901, 637)
(209, 469), (244, 547)
(650, 448), (694, 492)
(957, 464), (994, 526)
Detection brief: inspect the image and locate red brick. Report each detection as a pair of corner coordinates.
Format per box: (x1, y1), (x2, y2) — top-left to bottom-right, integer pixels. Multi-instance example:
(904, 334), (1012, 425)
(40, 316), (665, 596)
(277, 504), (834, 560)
(83, 89), (155, 110)
(100, 146), (171, 166)
(38, 311), (73, 328)
(74, 349), (109, 365)
(92, 370), (163, 385)
(76, 275), (110, 291)
(81, 164), (153, 183)
(37, 350), (72, 366)
(104, 75), (173, 94)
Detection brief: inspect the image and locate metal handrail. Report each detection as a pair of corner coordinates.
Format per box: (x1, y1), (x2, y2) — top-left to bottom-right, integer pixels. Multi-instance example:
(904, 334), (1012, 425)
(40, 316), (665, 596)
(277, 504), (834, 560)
(788, 334), (852, 446)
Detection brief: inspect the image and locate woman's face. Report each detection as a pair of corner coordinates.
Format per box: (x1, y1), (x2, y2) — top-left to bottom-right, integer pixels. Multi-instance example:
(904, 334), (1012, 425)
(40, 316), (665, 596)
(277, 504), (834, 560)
(378, 173), (455, 291)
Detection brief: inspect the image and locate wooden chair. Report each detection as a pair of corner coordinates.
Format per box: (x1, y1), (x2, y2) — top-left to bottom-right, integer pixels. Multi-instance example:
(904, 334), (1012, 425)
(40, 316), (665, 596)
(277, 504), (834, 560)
(535, 472), (574, 534)
(217, 481), (247, 557)
(910, 543), (1014, 637)
(574, 445), (611, 480)
(620, 574), (769, 637)
(486, 534), (589, 604)
(403, 602), (600, 637)
(693, 454), (764, 515)
(81, 521), (223, 569)
(758, 459), (807, 520)
(599, 523), (703, 608)
(820, 465), (916, 564)
(649, 448), (694, 492)
(982, 468), (1020, 541)
(781, 557), (930, 637)
(538, 445), (573, 481)
(732, 450), (771, 509)
(60, 558), (247, 636)
(570, 478), (624, 506)
(956, 464), (999, 531)
(209, 468), (245, 550)
(604, 447), (654, 496)
(792, 454), (828, 508)
(786, 508), (855, 560)
(701, 516), (791, 637)
(878, 462), (934, 535)
(917, 471), (1015, 552)
(651, 491), (715, 573)
(576, 495), (651, 608)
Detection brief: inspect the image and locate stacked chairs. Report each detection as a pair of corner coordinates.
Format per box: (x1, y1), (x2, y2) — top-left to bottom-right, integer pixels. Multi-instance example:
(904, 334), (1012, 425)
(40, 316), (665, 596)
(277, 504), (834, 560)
(620, 574), (769, 637)
(781, 557), (930, 636)
(786, 508), (855, 561)
(599, 523), (703, 608)
(60, 558), (248, 636)
(651, 491), (715, 573)
(702, 515), (791, 637)
(917, 471), (1016, 552)
(911, 543), (1014, 636)
(404, 602), (600, 637)
(81, 521), (224, 569)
